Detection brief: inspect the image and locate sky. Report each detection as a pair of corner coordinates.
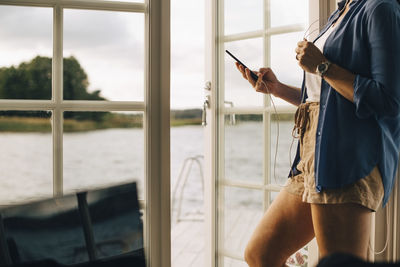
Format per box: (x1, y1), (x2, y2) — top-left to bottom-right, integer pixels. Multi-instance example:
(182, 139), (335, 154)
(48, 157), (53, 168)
(0, 0), (310, 109)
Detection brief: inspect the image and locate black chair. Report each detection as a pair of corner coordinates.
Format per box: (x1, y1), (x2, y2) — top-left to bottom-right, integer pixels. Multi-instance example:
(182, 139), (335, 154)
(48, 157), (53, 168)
(0, 183), (145, 267)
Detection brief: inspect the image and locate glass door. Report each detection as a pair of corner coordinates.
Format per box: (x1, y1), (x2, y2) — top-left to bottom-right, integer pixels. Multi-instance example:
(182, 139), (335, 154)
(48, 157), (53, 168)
(204, 0), (325, 266)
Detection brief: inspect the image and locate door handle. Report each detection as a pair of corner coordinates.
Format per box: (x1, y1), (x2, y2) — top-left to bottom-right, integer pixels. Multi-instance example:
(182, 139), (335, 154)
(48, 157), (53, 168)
(202, 96), (210, 126)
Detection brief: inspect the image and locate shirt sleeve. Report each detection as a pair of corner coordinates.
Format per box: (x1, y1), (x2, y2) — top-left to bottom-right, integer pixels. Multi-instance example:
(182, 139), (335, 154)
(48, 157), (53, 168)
(353, 3), (400, 119)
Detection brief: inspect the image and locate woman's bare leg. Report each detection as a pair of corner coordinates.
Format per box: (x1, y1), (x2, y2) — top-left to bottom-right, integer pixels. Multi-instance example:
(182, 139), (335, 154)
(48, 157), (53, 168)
(311, 203), (372, 260)
(244, 190), (315, 267)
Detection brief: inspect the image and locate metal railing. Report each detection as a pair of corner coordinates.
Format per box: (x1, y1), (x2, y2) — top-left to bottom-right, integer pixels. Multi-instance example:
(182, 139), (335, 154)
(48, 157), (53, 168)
(172, 155), (204, 223)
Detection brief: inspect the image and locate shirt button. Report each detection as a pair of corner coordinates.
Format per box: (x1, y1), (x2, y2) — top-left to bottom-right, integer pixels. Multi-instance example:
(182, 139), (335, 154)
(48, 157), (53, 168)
(322, 104), (326, 109)
(317, 131), (321, 136)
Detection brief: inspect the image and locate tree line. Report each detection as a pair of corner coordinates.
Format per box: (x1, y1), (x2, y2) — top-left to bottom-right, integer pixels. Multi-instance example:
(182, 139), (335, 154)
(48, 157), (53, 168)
(0, 56), (107, 122)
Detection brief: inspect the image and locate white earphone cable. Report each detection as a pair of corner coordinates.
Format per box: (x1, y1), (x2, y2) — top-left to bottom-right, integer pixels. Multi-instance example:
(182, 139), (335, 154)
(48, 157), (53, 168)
(369, 203), (390, 255)
(259, 80), (280, 185)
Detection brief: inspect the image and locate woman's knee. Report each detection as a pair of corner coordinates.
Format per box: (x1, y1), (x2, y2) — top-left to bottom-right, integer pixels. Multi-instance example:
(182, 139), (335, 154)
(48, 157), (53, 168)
(244, 191), (313, 266)
(244, 241), (265, 267)
(244, 239), (267, 266)
(244, 239), (285, 267)
(244, 242), (255, 266)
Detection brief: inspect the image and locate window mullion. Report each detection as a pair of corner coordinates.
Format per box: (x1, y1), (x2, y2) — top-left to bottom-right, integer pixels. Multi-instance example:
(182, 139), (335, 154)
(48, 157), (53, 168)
(145, 0), (171, 266)
(60, 101), (145, 111)
(52, 4), (63, 197)
(0, 100), (55, 110)
(263, 0), (272, 212)
(0, 0), (146, 13)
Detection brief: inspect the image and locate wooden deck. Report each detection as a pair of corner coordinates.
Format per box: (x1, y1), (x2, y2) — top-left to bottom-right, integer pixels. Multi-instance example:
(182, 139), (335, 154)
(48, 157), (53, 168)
(172, 219), (205, 267)
(171, 209), (310, 267)
(171, 209), (260, 267)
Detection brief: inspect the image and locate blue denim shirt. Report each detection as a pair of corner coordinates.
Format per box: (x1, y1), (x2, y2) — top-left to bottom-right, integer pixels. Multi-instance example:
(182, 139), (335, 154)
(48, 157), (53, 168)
(290, 0), (400, 206)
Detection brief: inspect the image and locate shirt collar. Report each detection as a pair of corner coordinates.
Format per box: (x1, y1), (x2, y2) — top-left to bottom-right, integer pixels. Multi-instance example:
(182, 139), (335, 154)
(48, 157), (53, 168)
(338, 0), (347, 10)
(337, 0), (361, 10)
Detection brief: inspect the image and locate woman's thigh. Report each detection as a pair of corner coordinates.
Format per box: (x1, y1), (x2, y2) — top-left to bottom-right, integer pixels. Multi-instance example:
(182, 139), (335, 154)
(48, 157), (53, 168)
(245, 189), (314, 266)
(311, 203), (372, 261)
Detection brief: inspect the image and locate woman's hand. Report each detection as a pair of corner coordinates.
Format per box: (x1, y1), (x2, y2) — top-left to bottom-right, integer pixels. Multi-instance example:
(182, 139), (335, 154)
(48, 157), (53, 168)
(296, 39), (356, 102)
(295, 39), (327, 74)
(235, 62), (280, 95)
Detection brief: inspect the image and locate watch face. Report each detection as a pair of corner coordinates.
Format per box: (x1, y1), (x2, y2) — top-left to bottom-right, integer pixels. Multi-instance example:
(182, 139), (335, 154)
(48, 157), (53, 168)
(318, 63), (327, 73)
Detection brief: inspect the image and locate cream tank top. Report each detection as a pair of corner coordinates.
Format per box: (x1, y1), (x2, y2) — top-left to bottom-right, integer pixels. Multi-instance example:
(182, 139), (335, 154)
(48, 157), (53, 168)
(305, 21), (341, 102)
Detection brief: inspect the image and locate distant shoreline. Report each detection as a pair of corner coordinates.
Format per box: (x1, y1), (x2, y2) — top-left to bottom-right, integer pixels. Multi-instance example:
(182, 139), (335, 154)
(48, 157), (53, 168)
(0, 116), (203, 132)
(0, 112), (293, 133)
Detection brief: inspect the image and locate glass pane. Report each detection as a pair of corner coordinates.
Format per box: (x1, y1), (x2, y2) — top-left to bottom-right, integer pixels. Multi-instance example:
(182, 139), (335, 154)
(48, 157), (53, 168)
(64, 10), (144, 101)
(0, 6), (52, 100)
(224, 38), (263, 107)
(221, 186), (263, 257)
(223, 257), (248, 267)
(270, 0), (309, 28)
(171, 0), (205, 109)
(171, 125), (204, 267)
(63, 111), (144, 198)
(224, 0), (263, 35)
(0, 111), (52, 204)
(270, 31), (304, 106)
(171, 125), (204, 221)
(270, 113), (296, 185)
(225, 114), (263, 183)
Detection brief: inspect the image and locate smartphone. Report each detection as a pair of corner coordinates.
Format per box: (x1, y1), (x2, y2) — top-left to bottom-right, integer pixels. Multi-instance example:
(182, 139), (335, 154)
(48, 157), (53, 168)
(225, 50), (259, 81)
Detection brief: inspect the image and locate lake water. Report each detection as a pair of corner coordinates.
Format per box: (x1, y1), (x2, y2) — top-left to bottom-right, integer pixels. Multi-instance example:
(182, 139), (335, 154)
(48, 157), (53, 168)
(0, 121), (296, 211)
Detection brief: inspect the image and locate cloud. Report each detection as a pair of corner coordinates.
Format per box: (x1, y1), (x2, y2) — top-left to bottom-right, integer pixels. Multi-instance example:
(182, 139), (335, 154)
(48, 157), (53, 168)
(0, 6), (52, 45)
(63, 9), (144, 50)
(224, 0), (263, 35)
(63, 9), (145, 71)
(270, 0), (308, 28)
(0, 6), (53, 65)
(171, 72), (203, 109)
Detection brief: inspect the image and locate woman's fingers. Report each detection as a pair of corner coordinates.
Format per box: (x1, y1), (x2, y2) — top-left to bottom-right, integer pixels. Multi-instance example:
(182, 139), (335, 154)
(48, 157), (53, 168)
(240, 66), (248, 79)
(235, 62), (269, 92)
(295, 40), (326, 73)
(295, 45), (306, 61)
(245, 68), (257, 87)
(297, 40), (307, 47)
(255, 73), (265, 92)
(258, 67), (270, 74)
(235, 61), (242, 72)
(235, 61), (258, 86)
(295, 47), (303, 56)
(235, 62), (248, 79)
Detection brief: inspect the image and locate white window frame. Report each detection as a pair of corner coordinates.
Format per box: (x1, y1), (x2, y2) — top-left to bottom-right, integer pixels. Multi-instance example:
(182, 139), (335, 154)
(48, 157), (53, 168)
(0, 1), (171, 266)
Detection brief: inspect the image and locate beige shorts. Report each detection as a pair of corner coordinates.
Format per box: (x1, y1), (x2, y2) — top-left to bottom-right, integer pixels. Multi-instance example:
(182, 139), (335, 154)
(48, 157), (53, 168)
(283, 102), (384, 212)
